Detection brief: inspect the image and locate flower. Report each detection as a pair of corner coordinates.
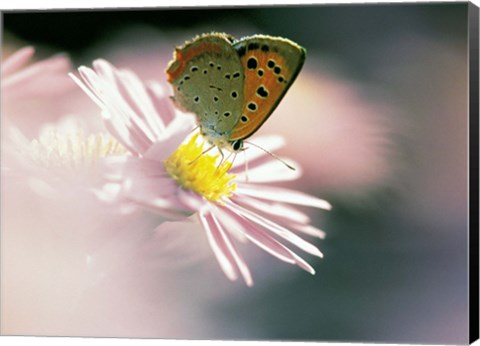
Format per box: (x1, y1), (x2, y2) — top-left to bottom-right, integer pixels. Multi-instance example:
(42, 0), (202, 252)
(1, 47), (192, 337)
(1, 46), (84, 137)
(71, 59), (331, 286)
(2, 46), (71, 97)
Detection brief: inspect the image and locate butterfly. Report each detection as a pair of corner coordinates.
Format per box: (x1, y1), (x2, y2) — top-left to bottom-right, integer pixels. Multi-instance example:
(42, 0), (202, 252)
(166, 32), (306, 154)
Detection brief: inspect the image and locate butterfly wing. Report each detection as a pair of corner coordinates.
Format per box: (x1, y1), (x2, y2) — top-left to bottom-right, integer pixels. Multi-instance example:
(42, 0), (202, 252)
(230, 35), (306, 141)
(166, 33), (244, 135)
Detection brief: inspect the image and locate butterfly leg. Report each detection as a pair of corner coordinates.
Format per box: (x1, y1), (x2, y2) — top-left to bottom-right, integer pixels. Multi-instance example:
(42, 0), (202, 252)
(217, 148), (225, 167)
(190, 125), (200, 134)
(216, 149), (236, 170)
(189, 144), (215, 165)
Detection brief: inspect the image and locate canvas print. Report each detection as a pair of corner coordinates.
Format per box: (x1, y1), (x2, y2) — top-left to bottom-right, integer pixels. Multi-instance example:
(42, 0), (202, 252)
(1, 2), (478, 345)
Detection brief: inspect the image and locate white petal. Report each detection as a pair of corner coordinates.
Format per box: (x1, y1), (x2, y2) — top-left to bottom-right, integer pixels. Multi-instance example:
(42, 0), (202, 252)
(231, 135), (286, 169)
(210, 204), (248, 243)
(103, 156), (167, 181)
(69, 72), (104, 109)
(177, 189), (207, 212)
(103, 115), (142, 155)
(236, 184), (332, 210)
(290, 252), (316, 275)
(231, 194), (310, 225)
(116, 69), (165, 139)
(233, 159), (301, 183)
(129, 176), (175, 196)
(221, 204), (319, 273)
(146, 81), (176, 126)
(198, 210), (238, 282)
(219, 206), (298, 264)
(129, 198), (190, 220)
(225, 201), (323, 258)
(143, 114), (196, 162)
(210, 212), (253, 286)
(292, 224), (327, 239)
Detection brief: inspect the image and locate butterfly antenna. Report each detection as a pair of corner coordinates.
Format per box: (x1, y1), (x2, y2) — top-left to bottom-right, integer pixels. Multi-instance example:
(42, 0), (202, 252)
(244, 140), (296, 171)
(189, 144), (215, 165)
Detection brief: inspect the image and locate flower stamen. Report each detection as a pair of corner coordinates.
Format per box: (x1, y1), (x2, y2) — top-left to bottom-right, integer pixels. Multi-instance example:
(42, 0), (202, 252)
(164, 134), (237, 203)
(29, 129), (127, 169)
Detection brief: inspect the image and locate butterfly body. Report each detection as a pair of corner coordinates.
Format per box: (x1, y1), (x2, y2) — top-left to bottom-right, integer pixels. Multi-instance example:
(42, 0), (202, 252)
(167, 33), (306, 152)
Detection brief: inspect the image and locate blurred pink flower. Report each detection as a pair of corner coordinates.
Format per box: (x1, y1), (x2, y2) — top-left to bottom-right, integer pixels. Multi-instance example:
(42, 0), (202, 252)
(1, 45), (101, 138)
(1, 47), (193, 337)
(2, 46), (72, 97)
(72, 59), (331, 286)
(2, 47), (129, 229)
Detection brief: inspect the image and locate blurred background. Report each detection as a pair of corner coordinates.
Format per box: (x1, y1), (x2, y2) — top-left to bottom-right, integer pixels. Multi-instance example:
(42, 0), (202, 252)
(1, 3), (472, 344)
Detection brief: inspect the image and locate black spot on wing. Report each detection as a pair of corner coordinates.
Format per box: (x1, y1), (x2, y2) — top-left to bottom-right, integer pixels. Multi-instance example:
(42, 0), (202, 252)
(247, 57), (258, 70)
(236, 45), (246, 57)
(247, 102), (257, 111)
(256, 86), (268, 98)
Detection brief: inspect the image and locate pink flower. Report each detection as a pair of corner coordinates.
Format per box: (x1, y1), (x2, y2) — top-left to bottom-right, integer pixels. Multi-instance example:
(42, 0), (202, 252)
(2, 46), (213, 337)
(72, 59), (331, 286)
(2, 46), (72, 97)
(1, 46), (85, 137)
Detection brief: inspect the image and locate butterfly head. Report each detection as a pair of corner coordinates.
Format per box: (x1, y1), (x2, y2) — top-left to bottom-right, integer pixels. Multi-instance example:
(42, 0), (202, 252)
(200, 125), (244, 152)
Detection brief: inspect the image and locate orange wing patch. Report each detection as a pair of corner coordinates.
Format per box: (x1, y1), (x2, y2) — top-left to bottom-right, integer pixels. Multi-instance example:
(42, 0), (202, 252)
(230, 41), (305, 141)
(166, 33), (233, 82)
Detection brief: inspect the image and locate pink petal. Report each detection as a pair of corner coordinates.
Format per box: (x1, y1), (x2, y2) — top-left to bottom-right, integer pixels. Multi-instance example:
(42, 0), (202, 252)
(91, 60), (162, 143)
(209, 212), (253, 286)
(90, 60), (175, 137)
(220, 205), (317, 274)
(3, 54), (72, 94)
(104, 113), (151, 155)
(291, 224), (326, 239)
(146, 81), (176, 126)
(129, 197), (190, 220)
(208, 204), (248, 243)
(147, 220), (208, 267)
(123, 175), (179, 200)
(116, 69), (165, 139)
(236, 184), (332, 210)
(290, 252), (316, 274)
(102, 116), (141, 156)
(232, 159), (301, 183)
(176, 189), (206, 212)
(119, 174), (193, 219)
(69, 72), (104, 109)
(225, 200), (324, 258)
(231, 135), (286, 169)
(1, 46), (35, 76)
(117, 71), (167, 135)
(143, 115), (196, 162)
(231, 194), (311, 225)
(198, 209), (238, 282)
(77, 64), (154, 154)
(103, 156), (167, 181)
(218, 206), (298, 264)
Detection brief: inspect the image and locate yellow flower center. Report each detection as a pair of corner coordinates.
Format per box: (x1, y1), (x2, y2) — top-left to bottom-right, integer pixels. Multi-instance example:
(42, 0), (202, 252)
(164, 134), (237, 203)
